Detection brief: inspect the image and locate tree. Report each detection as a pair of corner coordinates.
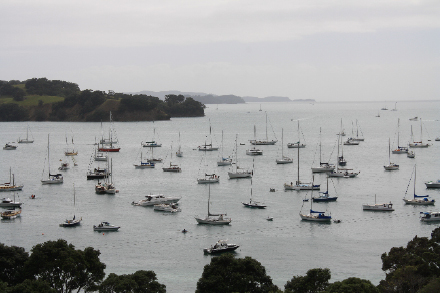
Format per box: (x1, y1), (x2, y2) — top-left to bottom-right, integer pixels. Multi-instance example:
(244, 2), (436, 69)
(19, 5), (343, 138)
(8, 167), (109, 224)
(378, 227), (440, 293)
(196, 253), (279, 293)
(325, 277), (378, 293)
(99, 270), (166, 293)
(8, 279), (56, 293)
(24, 239), (106, 293)
(0, 243), (29, 286)
(284, 268), (331, 293)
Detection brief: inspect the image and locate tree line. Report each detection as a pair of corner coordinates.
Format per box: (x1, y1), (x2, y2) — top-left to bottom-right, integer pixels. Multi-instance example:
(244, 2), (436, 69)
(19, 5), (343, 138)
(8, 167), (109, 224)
(1, 227), (439, 292)
(0, 78), (205, 121)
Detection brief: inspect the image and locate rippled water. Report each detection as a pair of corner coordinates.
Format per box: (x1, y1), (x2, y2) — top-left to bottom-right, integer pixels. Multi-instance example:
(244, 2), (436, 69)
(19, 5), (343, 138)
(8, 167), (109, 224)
(1, 101), (439, 292)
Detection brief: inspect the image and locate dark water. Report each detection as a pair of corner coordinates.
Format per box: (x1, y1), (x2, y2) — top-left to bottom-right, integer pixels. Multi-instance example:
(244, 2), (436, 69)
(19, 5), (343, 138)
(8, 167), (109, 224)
(1, 101), (439, 292)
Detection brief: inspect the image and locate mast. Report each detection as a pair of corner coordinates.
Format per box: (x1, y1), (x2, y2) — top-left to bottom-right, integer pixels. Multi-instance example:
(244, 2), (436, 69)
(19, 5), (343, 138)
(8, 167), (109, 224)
(47, 134), (51, 176)
(281, 128), (284, 157)
(414, 164), (416, 196)
(397, 118), (400, 147)
(265, 112), (268, 141)
(297, 137), (300, 184)
(388, 138), (391, 164)
(319, 127), (322, 164)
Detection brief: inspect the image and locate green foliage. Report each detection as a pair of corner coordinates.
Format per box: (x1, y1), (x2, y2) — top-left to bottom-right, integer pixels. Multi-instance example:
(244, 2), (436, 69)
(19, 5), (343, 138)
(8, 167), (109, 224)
(0, 243), (29, 286)
(164, 94), (185, 105)
(7, 279), (56, 293)
(118, 95), (161, 113)
(25, 239), (106, 293)
(418, 276), (440, 293)
(0, 103), (29, 121)
(196, 253), (279, 293)
(25, 78), (80, 97)
(99, 270), (166, 293)
(284, 268), (331, 293)
(325, 277), (379, 293)
(378, 227), (440, 293)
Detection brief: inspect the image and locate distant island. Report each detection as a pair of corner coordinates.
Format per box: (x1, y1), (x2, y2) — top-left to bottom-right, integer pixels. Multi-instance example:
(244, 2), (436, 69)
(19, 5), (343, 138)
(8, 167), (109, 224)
(131, 90), (315, 104)
(0, 78), (204, 122)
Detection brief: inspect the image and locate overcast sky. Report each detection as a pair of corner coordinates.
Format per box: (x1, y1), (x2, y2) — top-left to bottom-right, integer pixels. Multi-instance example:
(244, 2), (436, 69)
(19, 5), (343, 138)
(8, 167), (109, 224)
(1, 0), (439, 101)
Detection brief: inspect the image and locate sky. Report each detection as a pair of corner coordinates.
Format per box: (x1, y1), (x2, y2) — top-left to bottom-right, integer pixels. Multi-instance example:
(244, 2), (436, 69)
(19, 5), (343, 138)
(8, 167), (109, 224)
(1, 0), (439, 102)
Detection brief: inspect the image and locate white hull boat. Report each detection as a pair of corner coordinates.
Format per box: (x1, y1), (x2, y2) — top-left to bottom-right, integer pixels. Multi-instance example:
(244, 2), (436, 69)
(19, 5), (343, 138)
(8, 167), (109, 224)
(246, 147), (263, 156)
(403, 165), (435, 205)
(197, 174), (220, 184)
(228, 134), (252, 179)
(132, 194), (181, 206)
(93, 222), (120, 231)
(276, 129), (292, 164)
(0, 168), (23, 192)
(153, 203), (181, 212)
(204, 240), (239, 254)
(425, 180), (440, 188)
(420, 211), (440, 222)
(195, 185), (231, 225)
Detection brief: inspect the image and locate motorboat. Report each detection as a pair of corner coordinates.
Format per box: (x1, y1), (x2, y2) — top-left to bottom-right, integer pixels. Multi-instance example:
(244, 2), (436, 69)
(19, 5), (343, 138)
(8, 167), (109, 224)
(425, 180), (440, 188)
(195, 185), (231, 225)
(142, 141), (162, 147)
(162, 163), (181, 172)
(3, 143), (17, 150)
(132, 194), (181, 206)
(153, 203), (181, 212)
(203, 240), (239, 254)
(287, 142), (306, 148)
(343, 138), (359, 145)
(403, 165), (435, 205)
(362, 195), (394, 211)
(58, 161), (70, 171)
(246, 147), (263, 156)
(407, 151), (415, 158)
(41, 135), (63, 185)
(0, 168), (23, 192)
(93, 222), (120, 231)
(420, 211), (440, 222)
(0, 197), (22, 207)
(197, 174), (220, 184)
(1, 208), (21, 219)
(87, 167), (109, 180)
(409, 116), (418, 121)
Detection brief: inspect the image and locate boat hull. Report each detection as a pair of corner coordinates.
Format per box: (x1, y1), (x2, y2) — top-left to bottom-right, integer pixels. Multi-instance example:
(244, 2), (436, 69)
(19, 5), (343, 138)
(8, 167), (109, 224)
(362, 204), (394, 211)
(195, 217), (231, 225)
(284, 183), (320, 190)
(228, 172), (252, 179)
(425, 181), (440, 188)
(403, 199), (435, 205)
(300, 214), (331, 222)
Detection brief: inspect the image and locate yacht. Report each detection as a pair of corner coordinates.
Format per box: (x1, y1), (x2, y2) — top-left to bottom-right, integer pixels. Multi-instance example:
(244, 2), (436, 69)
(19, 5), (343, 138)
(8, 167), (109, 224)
(203, 240), (239, 254)
(132, 194), (181, 206)
(420, 211), (440, 222)
(93, 222), (120, 231)
(1, 208), (21, 219)
(0, 197), (22, 208)
(425, 180), (440, 188)
(153, 203), (181, 213)
(3, 143), (17, 150)
(0, 168), (23, 192)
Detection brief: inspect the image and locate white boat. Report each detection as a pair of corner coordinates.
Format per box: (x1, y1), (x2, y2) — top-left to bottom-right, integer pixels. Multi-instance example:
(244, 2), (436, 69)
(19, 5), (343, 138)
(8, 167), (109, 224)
(246, 147), (263, 156)
(351, 120), (365, 141)
(176, 132), (183, 157)
(93, 221), (120, 231)
(0, 168), (23, 192)
(328, 130), (359, 178)
(94, 144), (108, 161)
(425, 180), (440, 188)
(58, 161), (70, 171)
(142, 129), (162, 147)
(300, 183), (332, 222)
(381, 107), (388, 110)
(384, 139), (399, 170)
(95, 159), (116, 194)
(195, 185), (231, 225)
(3, 143), (17, 150)
(217, 130), (232, 166)
(343, 138), (359, 145)
(391, 102), (397, 111)
(435, 137), (440, 141)
(0, 196), (22, 208)
(198, 120), (218, 151)
(59, 184), (82, 227)
(362, 195), (394, 211)
(100, 112), (119, 145)
(285, 142), (320, 190)
(41, 135), (63, 185)
(392, 118), (408, 154)
(1, 208), (21, 219)
(162, 145), (181, 172)
(420, 211), (440, 222)
(407, 150), (415, 158)
(287, 120), (306, 148)
(228, 135), (252, 179)
(311, 128), (335, 173)
(134, 150), (155, 168)
(17, 124), (34, 143)
(197, 174), (220, 184)
(242, 160), (266, 208)
(132, 194), (181, 206)
(276, 128), (293, 164)
(203, 240), (239, 254)
(153, 203), (181, 213)
(249, 112), (277, 145)
(409, 119), (430, 148)
(409, 116), (418, 121)
(403, 165), (435, 205)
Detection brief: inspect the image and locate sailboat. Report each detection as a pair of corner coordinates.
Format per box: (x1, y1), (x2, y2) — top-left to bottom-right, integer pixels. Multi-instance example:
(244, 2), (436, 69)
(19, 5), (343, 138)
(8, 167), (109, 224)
(64, 134), (78, 156)
(41, 134), (63, 185)
(249, 112), (277, 145)
(328, 127), (359, 178)
(94, 143), (108, 161)
(338, 122), (347, 166)
(95, 158), (116, 194)
(299, 178), (331, 222)
(351, 120), (364, 141)
(134, 149), (155, 168)
(162, 145), (181, 172)
(362, 195), (394, 211)
(142, 128), (162, 147)
(242, 159), (266, 208)
(100, 112), (118, 145)
(198, 120), (218, 151)
(403, 165), (435, 205)
(197, 151), (219, 184)
(195, 185), (231, 225)
(276, 128), (293, 164)
(217, 130), (232, 166)
(312, 177), (338, 202)
(392, 118), (408, 154)
(0, 168), (23, 191)
(17, 124), (34, 143)
(284, 139), (320, 190)
(59, 184), (82, 227)
(391, 102), (397, 111)
(228, 134), (252, 179)
(247, 126), (263, 155)
(384, 138), (399, 170)
(409, 119), (430, 148)
(287, 120), (306, 148)
(311, 128), (334, 172)
(176, 132), (183, 157)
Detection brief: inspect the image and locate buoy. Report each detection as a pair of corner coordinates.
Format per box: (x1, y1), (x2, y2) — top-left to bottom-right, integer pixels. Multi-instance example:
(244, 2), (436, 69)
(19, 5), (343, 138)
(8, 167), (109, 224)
(103, 233), (105, 235)
(42, 233), (44, 235)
